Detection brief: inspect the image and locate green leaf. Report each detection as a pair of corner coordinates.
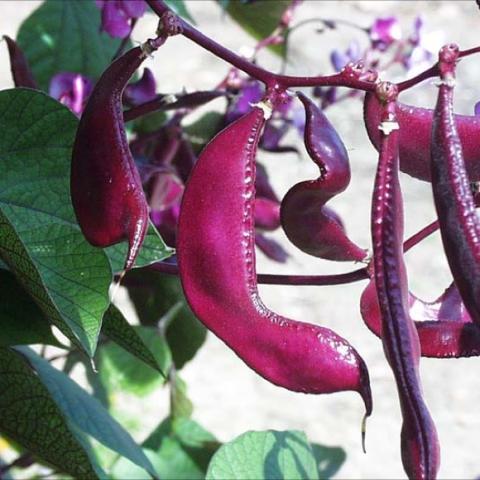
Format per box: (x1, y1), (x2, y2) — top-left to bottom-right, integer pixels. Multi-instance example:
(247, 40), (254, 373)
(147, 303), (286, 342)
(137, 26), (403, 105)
(112, 417), (219, 480)
(105, 222), (174, 273)
(16, 346), (157, 478)
(126, 272), (207, 369)
(170, 374), (193, 421)
(0, 89), (111, 356)
(206, 430), (320, 480)
(184, 112), (223, 154)
(16, 0), (123, 90)
(224, 0), (291, 56)
(102, 303), (166, 375)
(164, 0), (196, 24)
(311, 443), (346, 479)
(99, 326), (171, 396)
(0, 348), (101, 479)
(0, 269), (62, 347)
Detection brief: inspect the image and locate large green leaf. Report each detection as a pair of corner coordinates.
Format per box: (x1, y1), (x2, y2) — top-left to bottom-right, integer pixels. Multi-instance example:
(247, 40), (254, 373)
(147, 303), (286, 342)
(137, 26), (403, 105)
(126, 272), (207, 369)
(311, 443), (346, 479)
(111, 417), (219, 480)
(16, 346), (157, 478)
(99, 326), (171, 396)
(0, 88), (111, 356)
(102, 303), (167, 375)
(0, 269), (62, 347)
(224, 0), (291, 56)
(16, 0), (123, 90)
(206, 430), (319, 480)
(105, 222), (173, 273)
(0, 348), (101, 479)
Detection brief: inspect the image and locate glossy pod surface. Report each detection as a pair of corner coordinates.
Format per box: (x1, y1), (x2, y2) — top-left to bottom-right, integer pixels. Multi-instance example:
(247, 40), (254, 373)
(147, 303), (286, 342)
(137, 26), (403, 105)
(361, 280), (480, 357)
(71, 46), (152, 270)
(430, 44), (480, 326)
(281, 93), (366, 261)
(371, 84), (439, 479)
(364, 92), (480, 182)
(178, 106), (372, 413)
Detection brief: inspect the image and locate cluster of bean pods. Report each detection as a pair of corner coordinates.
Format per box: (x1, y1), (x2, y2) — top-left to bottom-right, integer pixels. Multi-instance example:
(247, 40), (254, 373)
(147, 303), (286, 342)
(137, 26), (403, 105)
(5, 1), (477, 477)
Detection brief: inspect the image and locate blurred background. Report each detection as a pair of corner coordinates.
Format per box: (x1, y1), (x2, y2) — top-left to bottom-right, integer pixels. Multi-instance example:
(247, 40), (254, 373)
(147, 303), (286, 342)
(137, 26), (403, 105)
(2, 1), (480, 478)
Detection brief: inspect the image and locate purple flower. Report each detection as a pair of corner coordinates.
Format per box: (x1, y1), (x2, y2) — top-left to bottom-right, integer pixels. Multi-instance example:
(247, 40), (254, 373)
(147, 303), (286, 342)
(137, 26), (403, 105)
(402, 16), (436, 74)
(261, 122), (289, 151)
(330, 41), (360, 71)
(474, 101), (480, 116)
(124, 68), (157, 106)
(225, 80), (264, 124)
(370, 16), (402, 51)
(49, 72), (93, 116)
(96, 0), (147, 39)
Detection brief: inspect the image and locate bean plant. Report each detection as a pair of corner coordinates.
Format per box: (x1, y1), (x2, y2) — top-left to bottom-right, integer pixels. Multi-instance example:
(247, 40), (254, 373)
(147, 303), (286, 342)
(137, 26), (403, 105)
(0, 1), (479, 478)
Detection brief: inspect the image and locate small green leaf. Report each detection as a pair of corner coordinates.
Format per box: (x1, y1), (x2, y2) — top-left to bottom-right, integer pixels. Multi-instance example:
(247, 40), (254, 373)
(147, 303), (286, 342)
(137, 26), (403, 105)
(16, 0), (124, 90)
(0, 269), (62, 347)
(112, 417), (219, 480)
(311, 443), (346, 479)
(223, 0), (291, 56)
(102, 303), (166, 375)
(105, 222), (174, 273)
(206, 430), (320, 480)
(164, 0), (196, 24)
(126, 272), (207, 369)
(0, 348), (101, 479)
(171, 374), (193, 421)
(0, 89), (111, 356)
(15, 346), (157, 478)
(99, 326), (171, 396)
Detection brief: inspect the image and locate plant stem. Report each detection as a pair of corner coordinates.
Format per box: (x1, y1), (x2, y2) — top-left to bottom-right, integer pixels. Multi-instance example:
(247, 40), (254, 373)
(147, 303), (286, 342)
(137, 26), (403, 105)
(147, 260), (369, 286)
(146, 0), (376, 92)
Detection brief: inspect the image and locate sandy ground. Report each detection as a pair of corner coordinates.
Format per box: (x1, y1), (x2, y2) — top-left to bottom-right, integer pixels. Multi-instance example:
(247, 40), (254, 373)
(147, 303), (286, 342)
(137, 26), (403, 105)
(2, 1), (480, 478)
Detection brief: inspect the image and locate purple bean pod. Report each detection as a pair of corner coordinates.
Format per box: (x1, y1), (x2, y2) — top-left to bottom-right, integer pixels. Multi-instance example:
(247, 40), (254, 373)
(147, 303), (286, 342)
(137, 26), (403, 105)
(177, 103), (372, 415)
(364, 90), (480, 182)
(280, 92), (366, 262)
(430, 43), (480, 326)
(361, 279), (480, 358)
(3, 35), (38, 89)
(371, 82), (439, 479)
(71, 39), (164, 270)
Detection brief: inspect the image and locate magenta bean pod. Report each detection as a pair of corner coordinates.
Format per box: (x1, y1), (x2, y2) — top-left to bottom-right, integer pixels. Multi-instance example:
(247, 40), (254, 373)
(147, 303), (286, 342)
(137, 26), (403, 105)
(364, 91), (480, 182)
(430, 44), (480, 326)
(177, 104), (372, 415)
(280, 92), (366, 262)
(371, 82), (439, 479)
(3, 35), (38, 89)
(71, 39), (164, 270)
(361, 279), (480, 358)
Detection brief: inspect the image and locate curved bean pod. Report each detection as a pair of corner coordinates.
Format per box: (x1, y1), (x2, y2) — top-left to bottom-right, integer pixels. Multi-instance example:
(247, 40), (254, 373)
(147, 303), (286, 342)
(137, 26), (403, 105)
(177, 105), (372, 414)
(364, 91), (480, 182)
(3, 35), (37, 89)
(71, 39), (163, 270)
(431, 44), (480, 326)
(361, 279), (480, 358)
(371, 82), (439, 479)
(280, 92), (366, 262)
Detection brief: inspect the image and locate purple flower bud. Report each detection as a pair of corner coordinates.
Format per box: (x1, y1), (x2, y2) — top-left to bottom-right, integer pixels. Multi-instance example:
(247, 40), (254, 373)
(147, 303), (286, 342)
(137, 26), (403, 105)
(96, 0), (146, 39)
(255, 233), (289, 263)
(410, 15), (424, 46)
(49, 72), (93, 116)
(124, 68), (157, 106)
(370, 16), (401, 51)
(291, 105), (306, 136)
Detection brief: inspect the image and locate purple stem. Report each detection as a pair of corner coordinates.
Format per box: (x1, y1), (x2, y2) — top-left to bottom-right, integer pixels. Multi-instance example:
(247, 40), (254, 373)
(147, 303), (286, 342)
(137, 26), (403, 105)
(146, 0), (376, 92)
